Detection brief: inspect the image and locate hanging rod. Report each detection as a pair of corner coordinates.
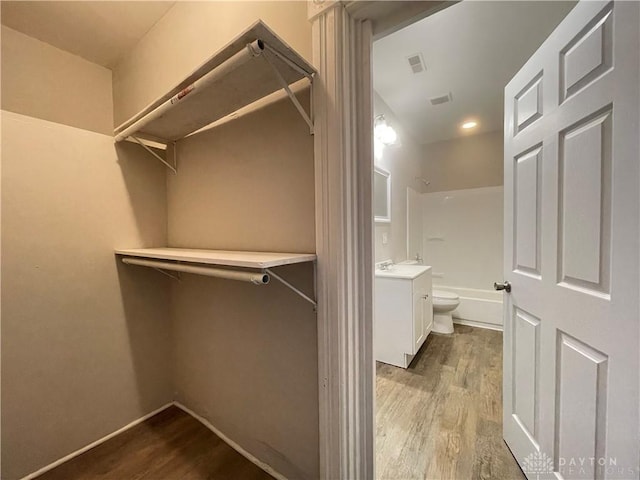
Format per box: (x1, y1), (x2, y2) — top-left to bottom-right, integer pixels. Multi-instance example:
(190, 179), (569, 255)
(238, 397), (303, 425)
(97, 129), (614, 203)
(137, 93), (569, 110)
(121, 256), (317, 309)
(122, 257), (270, 285)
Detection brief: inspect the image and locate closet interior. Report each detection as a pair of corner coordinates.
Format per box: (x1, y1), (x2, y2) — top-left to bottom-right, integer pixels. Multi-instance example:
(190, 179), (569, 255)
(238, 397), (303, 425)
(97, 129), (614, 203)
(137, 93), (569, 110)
(2, 9), (319, 480)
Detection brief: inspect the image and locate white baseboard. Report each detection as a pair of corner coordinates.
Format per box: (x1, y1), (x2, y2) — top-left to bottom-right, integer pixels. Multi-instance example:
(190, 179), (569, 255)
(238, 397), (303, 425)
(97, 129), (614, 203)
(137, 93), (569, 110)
(454, 318), (503, 332)
(19, 402), (287, 480)
(173, 402), (287, 480)
(19, 403), (174, 480)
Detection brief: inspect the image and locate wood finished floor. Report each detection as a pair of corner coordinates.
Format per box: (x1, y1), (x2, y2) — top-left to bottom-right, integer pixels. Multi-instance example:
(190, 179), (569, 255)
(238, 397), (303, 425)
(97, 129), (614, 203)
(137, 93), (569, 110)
(376, 324), (526, 480)
(36, 325), (520, 480)
(36, 406), (274, 480)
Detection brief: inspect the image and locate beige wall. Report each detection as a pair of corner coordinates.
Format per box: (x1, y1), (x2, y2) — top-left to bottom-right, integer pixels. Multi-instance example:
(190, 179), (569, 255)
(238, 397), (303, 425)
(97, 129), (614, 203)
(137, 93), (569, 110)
(421, 130), (503, 192)
(168, 90), (315, 252)
(1, 31), (172, 480)
(112, 1), (311, 126)
(1, 26), (113, 136)
(113, 3), (319, 478)
(168, 91), (318, 480)
(2, 3), (317, 478)
(374, 92), (426, 263)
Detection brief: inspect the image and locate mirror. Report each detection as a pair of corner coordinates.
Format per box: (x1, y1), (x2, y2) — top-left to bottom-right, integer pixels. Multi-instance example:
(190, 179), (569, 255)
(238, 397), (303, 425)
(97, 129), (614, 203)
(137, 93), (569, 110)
(374, 166), (391, 223)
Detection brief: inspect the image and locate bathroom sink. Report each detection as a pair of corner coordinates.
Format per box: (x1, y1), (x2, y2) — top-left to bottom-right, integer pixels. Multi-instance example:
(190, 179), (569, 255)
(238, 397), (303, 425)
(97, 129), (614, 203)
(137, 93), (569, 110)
(375, 264), (431, 279)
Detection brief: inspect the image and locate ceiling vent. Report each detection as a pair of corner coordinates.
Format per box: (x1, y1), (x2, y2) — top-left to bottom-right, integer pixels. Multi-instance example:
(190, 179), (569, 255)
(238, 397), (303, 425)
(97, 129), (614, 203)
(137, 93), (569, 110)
(406, 53), (425, 74)
(430, 92), (453, 106)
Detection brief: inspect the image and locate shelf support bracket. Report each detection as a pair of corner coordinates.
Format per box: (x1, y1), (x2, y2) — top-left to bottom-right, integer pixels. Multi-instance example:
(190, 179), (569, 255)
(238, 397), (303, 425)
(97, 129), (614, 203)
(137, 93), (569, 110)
(264, 268), (317, 310)
(263, 43), (313, 80)
(262, 52), (314, 135)
(131, 135), (177, 174)
(153, 268), (181, 281)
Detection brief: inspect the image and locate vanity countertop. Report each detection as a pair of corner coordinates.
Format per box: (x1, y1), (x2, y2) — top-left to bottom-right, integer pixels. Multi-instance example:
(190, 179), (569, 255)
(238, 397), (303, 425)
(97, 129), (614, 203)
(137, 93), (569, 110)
(375, 264), (431, 280)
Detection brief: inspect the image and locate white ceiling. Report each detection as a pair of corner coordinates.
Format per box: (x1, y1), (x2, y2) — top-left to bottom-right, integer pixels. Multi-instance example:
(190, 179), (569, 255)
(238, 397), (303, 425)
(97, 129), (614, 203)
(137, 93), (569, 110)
(1, 1), (175, 68)
(373, 1), (576, 145)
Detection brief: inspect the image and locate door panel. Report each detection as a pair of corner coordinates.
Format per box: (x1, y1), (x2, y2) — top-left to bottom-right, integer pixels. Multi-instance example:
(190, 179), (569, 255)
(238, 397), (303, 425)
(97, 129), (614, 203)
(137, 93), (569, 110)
(412, 272), (430, 353)
(514, 145), (542, 277)
(558, 108), (612, 294)
(413, 289), (425, 353)
(503, 2), (639, 478)
(423, 295), (433, 336)
(514, 72), (543, 134)
(560, 5), (612, 102)
(512, 308), (540, 442)
(555, 332), (608, 480)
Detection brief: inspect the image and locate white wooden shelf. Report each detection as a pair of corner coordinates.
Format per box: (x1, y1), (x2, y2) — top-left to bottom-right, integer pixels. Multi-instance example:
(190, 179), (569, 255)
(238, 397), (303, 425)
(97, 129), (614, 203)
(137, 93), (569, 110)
(116, 248), (317, 308)
(114, 21), (317, 309)
(114, 20), (315, 156)
(115, 248), (316, 268)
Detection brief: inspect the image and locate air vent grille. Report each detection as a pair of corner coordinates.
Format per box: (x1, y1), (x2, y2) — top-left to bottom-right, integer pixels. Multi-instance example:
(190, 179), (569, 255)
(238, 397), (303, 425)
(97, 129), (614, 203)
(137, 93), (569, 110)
(406, 53), (425, 74)
(430, 93), (453, 106)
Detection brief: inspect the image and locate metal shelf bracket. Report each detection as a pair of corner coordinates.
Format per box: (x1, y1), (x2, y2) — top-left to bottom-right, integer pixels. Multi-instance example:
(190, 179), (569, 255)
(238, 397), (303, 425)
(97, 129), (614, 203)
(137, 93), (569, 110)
(131, 136), (177, 174)
(262, 46), (314, 135)
(153, 268), (181, 281)
(264, 267), (317, 311)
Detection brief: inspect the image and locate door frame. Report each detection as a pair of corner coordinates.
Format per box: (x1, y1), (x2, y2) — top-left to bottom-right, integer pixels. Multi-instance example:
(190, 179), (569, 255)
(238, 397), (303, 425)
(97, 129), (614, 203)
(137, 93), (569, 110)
(307, 1), (451, 478)
(311, 2), (640, 479)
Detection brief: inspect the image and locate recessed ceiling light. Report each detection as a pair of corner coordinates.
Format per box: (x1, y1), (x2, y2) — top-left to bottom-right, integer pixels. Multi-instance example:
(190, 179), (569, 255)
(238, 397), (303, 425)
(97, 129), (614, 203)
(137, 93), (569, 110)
(461, 121), (478, 130)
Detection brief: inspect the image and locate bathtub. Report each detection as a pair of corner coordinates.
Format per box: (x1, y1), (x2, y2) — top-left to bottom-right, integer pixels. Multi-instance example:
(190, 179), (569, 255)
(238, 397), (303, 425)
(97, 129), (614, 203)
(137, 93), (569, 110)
(399, 261), (504, 331)
(435, 285), (503, 331)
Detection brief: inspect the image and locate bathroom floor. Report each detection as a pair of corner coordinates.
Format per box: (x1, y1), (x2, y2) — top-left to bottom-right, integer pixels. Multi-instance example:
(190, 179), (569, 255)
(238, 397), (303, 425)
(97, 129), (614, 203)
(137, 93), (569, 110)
(35, 406), (274, 480)
(376, 324), (525, 480)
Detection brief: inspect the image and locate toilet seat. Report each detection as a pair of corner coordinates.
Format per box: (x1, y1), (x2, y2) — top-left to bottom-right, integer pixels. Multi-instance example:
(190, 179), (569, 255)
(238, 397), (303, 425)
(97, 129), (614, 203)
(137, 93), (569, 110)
(433, 289), (459, 300)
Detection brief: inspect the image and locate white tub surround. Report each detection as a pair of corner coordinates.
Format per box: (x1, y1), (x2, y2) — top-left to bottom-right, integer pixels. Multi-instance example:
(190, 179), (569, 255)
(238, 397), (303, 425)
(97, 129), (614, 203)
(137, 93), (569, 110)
(423, 186), (504, 327)
(434, 285), (503, 330)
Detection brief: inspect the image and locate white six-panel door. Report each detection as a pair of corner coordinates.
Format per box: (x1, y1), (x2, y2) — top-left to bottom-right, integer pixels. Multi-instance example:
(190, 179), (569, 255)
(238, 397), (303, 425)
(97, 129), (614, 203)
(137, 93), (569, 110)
(503, 2), (639, 479)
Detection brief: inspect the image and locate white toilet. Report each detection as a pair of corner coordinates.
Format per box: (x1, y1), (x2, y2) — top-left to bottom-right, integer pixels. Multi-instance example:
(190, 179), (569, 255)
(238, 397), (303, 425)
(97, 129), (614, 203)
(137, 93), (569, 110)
(432, 290), (460, 334)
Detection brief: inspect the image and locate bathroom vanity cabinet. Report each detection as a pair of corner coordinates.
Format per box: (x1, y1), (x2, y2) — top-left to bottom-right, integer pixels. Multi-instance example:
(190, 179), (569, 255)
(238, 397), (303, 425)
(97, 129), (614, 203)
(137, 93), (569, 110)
(374, 265), (433, 368)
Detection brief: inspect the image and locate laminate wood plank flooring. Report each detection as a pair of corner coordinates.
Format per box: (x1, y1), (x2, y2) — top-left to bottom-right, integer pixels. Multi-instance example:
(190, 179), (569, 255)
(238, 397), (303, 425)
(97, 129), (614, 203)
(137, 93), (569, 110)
(36, 406), (274, 480)
(376, 325), (525, 480)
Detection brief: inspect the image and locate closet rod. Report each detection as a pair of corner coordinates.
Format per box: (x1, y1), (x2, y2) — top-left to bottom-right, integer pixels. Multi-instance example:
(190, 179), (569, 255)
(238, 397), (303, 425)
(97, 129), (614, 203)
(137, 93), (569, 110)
(114, 39), (265, 143)
(121, 257), (270, 285)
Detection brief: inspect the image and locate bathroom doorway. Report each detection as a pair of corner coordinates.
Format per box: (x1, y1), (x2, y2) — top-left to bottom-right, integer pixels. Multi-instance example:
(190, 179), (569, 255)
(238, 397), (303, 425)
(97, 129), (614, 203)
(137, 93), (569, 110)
(371, 2), (575, 478)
